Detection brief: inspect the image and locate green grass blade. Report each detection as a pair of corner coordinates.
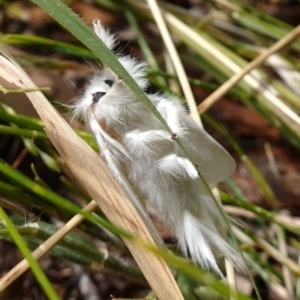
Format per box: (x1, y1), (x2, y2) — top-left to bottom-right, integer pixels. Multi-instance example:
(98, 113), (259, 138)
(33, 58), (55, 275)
(0, 34), (96, 60)
(0, 207), (61, 300)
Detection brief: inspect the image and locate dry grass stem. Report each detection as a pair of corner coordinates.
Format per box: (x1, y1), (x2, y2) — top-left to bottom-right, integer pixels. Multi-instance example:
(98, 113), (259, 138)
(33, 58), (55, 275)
(275, 225), (295, 300)
(224, 206), (257, 219)
(225, 259), (238, 300)
(234, 227), (300, 276)
(199, 24), (300, 113)
(0, 197), (31, 217)
(264, 143), (280, 178)
(146, 0), (202, 127)
(163, 49), (181, 95)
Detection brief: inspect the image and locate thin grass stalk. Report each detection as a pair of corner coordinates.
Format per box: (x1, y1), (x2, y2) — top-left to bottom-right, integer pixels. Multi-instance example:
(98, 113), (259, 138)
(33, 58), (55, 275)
(198, 24), (300, 112)
(234, 226), (300, 276)
(0, 207), (60, 299)
(297, 252), (300, 298)
(0, 34), (96, 59)
(275, 225), (295, 300)
(0, 201), (97, 291)
(163, 49), (181, 95)
(146, 0), (202, 127)
(222, 192), (300, 235)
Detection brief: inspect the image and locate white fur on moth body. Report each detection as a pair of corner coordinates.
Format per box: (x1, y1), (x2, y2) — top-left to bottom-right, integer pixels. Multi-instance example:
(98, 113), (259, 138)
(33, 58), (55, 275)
(73, 19), (242, 276)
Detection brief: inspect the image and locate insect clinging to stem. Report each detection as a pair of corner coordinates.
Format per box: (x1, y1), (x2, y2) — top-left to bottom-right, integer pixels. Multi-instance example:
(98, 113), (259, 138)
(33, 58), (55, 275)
(72, 19), (243, 276)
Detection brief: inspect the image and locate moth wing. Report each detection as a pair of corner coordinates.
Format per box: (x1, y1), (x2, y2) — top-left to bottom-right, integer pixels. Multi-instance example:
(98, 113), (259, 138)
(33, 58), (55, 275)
(179, 117), (235, 185)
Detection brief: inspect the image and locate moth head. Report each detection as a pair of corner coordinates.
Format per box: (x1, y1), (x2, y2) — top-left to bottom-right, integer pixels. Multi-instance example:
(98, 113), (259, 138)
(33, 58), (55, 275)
(89, 74), (114, 106)
(71, 70), (112, 123)
(74, 68), (142, 129)
(72, 20), (149, 127)
(83, 70), (117, 111)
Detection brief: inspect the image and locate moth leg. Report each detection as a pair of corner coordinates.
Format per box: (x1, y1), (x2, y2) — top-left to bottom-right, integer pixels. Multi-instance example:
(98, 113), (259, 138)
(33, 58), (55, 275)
(155, 154), (199, 180)
(156, 99), (187, 138)
(124, 129), (174, 157)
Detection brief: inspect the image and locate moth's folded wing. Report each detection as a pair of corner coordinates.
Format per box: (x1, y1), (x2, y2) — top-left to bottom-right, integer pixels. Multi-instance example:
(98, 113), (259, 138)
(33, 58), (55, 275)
(179, 118), (235, 185)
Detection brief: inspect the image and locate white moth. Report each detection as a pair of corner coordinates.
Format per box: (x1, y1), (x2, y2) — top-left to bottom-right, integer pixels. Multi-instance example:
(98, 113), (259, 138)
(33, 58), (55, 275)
(73, 19), (241, 276)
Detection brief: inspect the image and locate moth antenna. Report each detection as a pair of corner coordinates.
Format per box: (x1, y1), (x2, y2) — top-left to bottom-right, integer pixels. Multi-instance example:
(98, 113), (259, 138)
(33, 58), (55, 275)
(92, 19), (149, 90)
(93, 19), (117, 51)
